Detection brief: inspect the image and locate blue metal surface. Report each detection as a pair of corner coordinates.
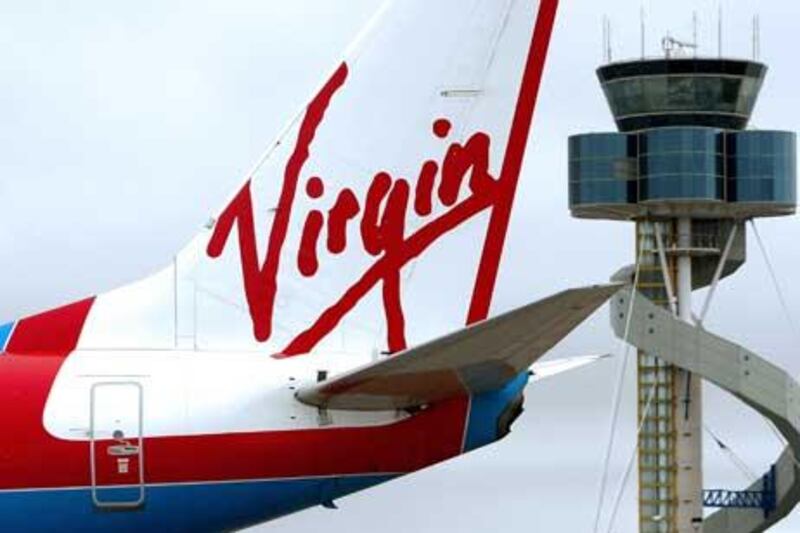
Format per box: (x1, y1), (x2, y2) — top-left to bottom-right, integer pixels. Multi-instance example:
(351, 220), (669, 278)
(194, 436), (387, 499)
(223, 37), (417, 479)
(0, 322), (13, 352)
(463, 372), (529, 452)
(703, 464), (777, 518)
(0, 475), (394, 532)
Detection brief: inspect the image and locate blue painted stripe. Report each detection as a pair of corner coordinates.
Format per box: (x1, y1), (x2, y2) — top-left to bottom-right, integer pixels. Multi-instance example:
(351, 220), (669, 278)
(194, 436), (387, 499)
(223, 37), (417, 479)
(463, 372), (529, 452)
(0, 475), (395, 532)
(0, 322), (13, 352)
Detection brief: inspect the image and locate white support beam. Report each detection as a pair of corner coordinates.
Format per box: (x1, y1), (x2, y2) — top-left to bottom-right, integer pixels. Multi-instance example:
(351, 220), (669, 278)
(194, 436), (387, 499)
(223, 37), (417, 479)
(699, 224), (739, 325)
(675, 218), (704, 533)
(654, 222), (678, 317)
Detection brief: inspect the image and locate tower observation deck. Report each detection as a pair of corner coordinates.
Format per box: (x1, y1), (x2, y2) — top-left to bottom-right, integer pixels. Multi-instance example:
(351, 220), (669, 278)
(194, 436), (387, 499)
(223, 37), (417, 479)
(571, 58), (795, 221)
(570, 53), (797, 533)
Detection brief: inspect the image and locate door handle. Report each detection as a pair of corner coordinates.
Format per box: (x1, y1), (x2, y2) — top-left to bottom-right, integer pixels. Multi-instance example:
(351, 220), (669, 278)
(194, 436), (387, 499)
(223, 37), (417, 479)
(107, 444), (139, 456)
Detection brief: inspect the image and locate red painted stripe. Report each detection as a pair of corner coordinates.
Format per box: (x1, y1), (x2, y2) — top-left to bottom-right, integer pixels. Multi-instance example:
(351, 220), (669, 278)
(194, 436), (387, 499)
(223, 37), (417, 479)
(143, 398), (467, 484)
(6, 298), (95, 356)
(467, 0), (559, 324)
(0, 299), (94, 487)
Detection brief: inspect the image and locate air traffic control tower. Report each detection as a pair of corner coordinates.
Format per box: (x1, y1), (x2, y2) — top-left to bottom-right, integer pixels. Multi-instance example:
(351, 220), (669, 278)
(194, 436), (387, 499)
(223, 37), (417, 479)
(570, 40), (798, 533)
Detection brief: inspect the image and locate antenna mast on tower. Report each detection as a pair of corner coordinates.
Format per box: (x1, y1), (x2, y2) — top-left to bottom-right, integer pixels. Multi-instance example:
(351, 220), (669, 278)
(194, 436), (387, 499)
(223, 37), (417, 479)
(752, 14), (761, 61)
(718, 4), (723, 58)
(640, 6), (646, 59)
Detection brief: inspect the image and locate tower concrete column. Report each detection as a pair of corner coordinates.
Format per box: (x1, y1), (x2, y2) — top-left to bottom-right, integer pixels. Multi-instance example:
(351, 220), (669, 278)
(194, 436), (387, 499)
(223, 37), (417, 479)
(674, 218), (703, 532)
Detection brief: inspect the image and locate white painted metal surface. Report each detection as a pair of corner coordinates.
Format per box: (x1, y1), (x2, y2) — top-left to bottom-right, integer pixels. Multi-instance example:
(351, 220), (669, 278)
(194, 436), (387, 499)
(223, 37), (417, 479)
(674, 218), (704, 532)
(44, 350), (404, 441)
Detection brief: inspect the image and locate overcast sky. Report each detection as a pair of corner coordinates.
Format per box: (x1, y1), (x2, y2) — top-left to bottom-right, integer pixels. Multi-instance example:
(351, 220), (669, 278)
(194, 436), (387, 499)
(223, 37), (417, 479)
(1, 0), (799, 531)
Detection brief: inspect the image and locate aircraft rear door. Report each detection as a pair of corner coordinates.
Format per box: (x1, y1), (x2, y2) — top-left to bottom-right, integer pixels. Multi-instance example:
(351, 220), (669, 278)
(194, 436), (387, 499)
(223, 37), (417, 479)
(89, 381), (146, 509)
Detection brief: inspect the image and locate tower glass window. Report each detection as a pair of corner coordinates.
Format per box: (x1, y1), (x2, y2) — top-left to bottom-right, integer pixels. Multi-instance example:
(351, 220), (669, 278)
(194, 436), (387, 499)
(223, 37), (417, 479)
(597, 59), (766, 132)
(727, 131), (797, 205)
(638, 128), (724, 203)
(568, 133), (637, 206)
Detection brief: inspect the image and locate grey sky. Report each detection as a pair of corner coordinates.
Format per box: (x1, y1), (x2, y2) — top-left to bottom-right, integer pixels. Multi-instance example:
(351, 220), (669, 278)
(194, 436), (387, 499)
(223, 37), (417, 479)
(1, 0), (799, 531)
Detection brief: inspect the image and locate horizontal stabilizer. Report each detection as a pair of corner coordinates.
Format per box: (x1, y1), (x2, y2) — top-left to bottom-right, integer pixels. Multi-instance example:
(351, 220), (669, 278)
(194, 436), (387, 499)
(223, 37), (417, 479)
(530, 354), (611, 382)
(296, 284), (619, 411)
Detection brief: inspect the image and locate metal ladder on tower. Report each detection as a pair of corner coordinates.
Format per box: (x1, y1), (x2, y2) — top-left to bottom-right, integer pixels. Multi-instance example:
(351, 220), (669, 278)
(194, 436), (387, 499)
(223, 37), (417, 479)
(636, 221), (678, 532)
(612, 286), (800, 533)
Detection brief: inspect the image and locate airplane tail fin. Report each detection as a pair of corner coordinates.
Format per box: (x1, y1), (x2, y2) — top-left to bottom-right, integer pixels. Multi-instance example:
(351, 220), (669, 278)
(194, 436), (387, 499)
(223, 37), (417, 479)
(75, 0), (559, 355)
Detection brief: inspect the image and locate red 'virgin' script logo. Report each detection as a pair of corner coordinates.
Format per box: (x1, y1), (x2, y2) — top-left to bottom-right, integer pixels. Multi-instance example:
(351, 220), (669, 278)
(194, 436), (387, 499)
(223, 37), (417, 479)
(207, 6), (554, 359)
